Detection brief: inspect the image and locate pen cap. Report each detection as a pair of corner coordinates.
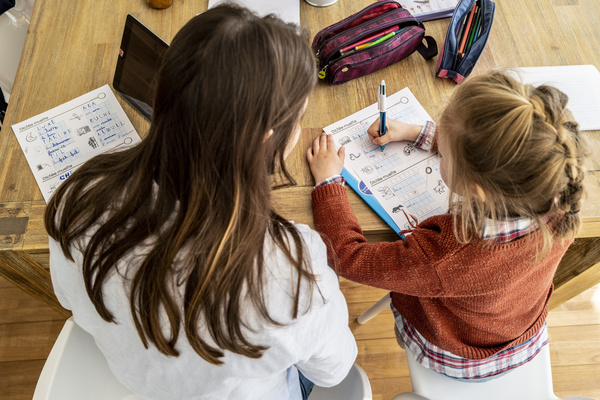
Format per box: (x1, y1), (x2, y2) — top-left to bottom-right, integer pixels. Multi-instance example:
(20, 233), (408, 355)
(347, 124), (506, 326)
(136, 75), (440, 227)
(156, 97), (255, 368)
(378, 81), (386, 111)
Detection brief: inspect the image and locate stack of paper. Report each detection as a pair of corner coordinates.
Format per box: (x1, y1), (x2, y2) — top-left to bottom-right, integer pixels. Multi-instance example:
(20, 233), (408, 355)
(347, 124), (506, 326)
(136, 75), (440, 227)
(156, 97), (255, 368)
(400, 0), (459, 22)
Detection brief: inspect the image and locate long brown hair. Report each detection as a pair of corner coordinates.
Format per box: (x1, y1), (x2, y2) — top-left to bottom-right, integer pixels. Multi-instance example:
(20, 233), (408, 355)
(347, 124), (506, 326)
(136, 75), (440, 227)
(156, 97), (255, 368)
(440, 71), (587, 254)
(45, 5), (317, 364)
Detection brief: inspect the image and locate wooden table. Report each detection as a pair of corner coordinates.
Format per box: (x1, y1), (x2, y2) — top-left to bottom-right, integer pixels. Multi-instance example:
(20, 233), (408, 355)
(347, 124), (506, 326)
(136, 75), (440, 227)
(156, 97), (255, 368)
(1, 0), (599, 317)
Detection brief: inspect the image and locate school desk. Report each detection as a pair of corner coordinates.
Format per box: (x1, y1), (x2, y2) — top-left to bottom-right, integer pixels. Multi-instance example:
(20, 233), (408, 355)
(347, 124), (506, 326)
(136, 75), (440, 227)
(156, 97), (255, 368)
(0, 0), (599, 317)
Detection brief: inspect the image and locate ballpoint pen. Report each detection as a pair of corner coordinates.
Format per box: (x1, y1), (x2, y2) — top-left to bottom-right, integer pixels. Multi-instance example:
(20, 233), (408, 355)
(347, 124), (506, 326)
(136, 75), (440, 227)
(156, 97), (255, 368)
(378, 80), (386, 151)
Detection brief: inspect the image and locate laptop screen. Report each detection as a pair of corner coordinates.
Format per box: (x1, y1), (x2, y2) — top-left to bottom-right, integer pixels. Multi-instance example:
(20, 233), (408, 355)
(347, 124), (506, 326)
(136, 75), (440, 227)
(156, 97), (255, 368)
(113, 14), (169, 121)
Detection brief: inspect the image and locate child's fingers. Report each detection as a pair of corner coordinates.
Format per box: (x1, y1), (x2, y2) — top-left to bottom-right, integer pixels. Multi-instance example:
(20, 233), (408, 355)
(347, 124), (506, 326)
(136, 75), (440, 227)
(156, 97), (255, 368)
(306, 146), (313, 162)
(372, 133), (392, 146)
(338, 145), (346, 160)
(326, 133), (336, 150)
(367, 118), (381, 139)
(319, 132), (328, 149)
(312, 133), (322, 153)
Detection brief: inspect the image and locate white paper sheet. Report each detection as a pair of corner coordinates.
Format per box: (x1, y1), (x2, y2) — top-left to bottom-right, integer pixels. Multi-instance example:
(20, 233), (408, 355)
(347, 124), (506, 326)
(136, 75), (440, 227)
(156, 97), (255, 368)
(506, 65), (600, 131)
(12, 85), (141, 202)
(208, 0), (300, 26)
(323, 88), (449, 231)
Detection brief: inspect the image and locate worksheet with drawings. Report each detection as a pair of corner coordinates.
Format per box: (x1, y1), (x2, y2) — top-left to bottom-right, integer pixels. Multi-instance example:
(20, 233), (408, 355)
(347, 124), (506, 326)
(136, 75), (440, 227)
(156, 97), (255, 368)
(323, 87), (449, 231)
(12, 84), (141, 202)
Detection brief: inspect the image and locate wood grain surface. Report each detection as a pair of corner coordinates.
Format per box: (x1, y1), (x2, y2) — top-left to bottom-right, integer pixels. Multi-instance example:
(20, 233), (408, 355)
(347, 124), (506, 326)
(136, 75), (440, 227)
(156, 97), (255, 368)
(0, 0), (599, 314)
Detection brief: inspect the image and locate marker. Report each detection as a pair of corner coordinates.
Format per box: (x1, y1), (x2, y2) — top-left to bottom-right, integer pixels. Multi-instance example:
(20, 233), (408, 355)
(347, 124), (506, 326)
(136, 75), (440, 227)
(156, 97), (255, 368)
(378, 80), (386, 151)
(455, 8), (469, 49)
(339, 26), (398, 54)
(458, 3), (477, 56)
(466, 7), (481, 52)
(357, 31), (395, 51)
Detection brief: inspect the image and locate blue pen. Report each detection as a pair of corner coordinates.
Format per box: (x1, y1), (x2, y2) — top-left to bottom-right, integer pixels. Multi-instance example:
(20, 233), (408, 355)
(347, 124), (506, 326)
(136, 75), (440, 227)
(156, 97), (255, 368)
(378, 80), (386, 151)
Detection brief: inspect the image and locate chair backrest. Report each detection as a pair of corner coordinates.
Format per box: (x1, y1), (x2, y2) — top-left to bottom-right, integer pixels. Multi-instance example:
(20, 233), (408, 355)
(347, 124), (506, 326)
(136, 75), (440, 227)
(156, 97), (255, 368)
(309, 362), (373, 400)
(33, 318), (140, 400)
(401, 344), (558, 400)
(35, 317), (372, 400)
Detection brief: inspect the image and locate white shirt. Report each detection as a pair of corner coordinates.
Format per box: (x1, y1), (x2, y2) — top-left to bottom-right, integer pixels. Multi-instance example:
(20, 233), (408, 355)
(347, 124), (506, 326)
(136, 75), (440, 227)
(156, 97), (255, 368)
(49, 223), (357, 400)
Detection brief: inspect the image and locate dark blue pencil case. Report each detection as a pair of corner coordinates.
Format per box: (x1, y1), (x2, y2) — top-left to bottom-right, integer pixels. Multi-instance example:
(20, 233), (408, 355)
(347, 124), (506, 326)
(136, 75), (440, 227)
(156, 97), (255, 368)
(436, 0), (495, 83)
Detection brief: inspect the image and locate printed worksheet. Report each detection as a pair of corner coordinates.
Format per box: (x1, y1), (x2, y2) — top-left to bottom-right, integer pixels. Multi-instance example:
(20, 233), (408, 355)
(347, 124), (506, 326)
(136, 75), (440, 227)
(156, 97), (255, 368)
(12, 85), (141, 202)
(323, 88), (449, 231)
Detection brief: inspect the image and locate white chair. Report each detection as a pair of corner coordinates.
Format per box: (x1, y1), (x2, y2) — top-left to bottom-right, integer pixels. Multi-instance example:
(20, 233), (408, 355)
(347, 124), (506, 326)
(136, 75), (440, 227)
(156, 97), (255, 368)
(358, 294), (597, 400)
(33, 318), (140, 400)
(309, 362), (372, 400)
(34, 317), (372, 400)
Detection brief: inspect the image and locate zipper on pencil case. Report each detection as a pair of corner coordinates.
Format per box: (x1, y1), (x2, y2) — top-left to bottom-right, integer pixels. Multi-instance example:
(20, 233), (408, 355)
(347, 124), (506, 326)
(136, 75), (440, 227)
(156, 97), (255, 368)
(316, 11), (405, 64)
(319, 26), (411, 80)
(314, 0), (400, 52)
(327, 28), (424, 83)
(319, 26), (412, 80)
(318, 16), (418, 70)
(316, 12), (413, 64)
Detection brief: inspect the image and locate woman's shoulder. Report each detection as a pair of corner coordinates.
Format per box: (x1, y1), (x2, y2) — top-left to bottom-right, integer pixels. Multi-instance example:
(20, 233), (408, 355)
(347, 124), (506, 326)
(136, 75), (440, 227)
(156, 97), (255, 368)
(264, 222), (330, 277)
(292, 222), (326, 248)
(261, 222), (340, 315)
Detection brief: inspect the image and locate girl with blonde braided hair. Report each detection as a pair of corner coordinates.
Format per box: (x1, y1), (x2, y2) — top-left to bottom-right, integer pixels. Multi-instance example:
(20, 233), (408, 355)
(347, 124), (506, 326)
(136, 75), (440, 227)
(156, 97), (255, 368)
(307, 70), (587, 380)
(440, 72), (586, 254)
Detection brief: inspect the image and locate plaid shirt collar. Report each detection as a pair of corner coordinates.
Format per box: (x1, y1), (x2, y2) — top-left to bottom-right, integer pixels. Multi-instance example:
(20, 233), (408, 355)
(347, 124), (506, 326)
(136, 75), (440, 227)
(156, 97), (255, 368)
(481, 215), (554, 244)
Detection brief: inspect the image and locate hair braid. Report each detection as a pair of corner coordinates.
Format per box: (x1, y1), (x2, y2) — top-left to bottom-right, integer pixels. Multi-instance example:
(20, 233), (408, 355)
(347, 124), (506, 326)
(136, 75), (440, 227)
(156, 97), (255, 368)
(556, 119), (586, 236)
(530, 85), (587, 238)
(441, 71), (589, 256)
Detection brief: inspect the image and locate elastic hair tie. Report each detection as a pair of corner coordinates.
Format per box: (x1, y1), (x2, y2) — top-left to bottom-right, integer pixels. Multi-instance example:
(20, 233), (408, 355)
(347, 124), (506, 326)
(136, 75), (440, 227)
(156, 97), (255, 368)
(566, 209), (580, 215)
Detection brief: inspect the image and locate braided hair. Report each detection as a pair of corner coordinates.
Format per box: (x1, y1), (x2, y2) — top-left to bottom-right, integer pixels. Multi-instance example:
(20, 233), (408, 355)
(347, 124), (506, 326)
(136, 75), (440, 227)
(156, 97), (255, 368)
(440, 70), (588, 255)
(529, 85), (586, 234)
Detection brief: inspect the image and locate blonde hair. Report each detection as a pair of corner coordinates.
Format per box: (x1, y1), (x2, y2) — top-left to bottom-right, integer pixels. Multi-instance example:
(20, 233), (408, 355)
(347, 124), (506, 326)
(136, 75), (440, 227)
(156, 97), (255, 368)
(440, 70), (587, 254)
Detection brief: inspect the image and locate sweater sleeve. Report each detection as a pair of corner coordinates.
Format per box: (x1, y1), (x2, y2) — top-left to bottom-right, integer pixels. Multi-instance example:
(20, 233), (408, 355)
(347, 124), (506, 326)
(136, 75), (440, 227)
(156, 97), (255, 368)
(312, 183), (446, 297)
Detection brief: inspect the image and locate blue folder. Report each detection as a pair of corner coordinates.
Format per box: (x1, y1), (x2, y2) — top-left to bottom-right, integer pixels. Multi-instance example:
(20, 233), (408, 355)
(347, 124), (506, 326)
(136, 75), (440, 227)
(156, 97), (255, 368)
(341, 167), (404, 238)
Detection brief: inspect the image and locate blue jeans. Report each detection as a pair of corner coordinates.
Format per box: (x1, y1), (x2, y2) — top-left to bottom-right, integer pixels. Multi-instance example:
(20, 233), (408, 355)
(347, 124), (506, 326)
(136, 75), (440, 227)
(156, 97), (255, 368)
(298, 371), (315, 400)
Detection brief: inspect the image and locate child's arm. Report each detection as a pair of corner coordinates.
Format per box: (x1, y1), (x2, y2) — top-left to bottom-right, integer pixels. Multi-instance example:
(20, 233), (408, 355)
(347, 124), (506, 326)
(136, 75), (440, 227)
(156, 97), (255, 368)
(307, 133), (446, 296)
(368, 119), (439, 152)
(367, 119), (423, 147)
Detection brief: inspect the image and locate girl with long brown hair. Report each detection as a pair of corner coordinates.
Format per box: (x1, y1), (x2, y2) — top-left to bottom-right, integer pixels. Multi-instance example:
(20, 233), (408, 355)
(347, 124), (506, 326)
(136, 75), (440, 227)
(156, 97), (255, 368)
(45, 5), (356, 399)
(307, 70), (586, 380)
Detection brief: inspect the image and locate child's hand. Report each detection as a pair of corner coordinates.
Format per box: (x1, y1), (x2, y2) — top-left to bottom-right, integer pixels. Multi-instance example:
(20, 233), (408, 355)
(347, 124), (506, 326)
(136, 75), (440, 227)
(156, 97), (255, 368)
(306, 132), (346, 184)
(367, 119), (423, 147)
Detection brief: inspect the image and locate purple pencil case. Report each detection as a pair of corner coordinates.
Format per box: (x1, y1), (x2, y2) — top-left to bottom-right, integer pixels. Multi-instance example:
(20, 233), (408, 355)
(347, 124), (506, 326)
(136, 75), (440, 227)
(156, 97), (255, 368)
(312, 0), (437, 85)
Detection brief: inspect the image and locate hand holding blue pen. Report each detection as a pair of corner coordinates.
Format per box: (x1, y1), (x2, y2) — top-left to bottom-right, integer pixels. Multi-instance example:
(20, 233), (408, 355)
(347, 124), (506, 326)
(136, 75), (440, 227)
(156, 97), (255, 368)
(378, 80), (387, 151)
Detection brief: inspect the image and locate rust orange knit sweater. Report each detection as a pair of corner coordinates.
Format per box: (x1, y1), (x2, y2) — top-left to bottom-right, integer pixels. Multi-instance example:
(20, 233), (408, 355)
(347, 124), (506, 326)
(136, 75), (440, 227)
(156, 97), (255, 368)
(312, 183), (572, 360)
